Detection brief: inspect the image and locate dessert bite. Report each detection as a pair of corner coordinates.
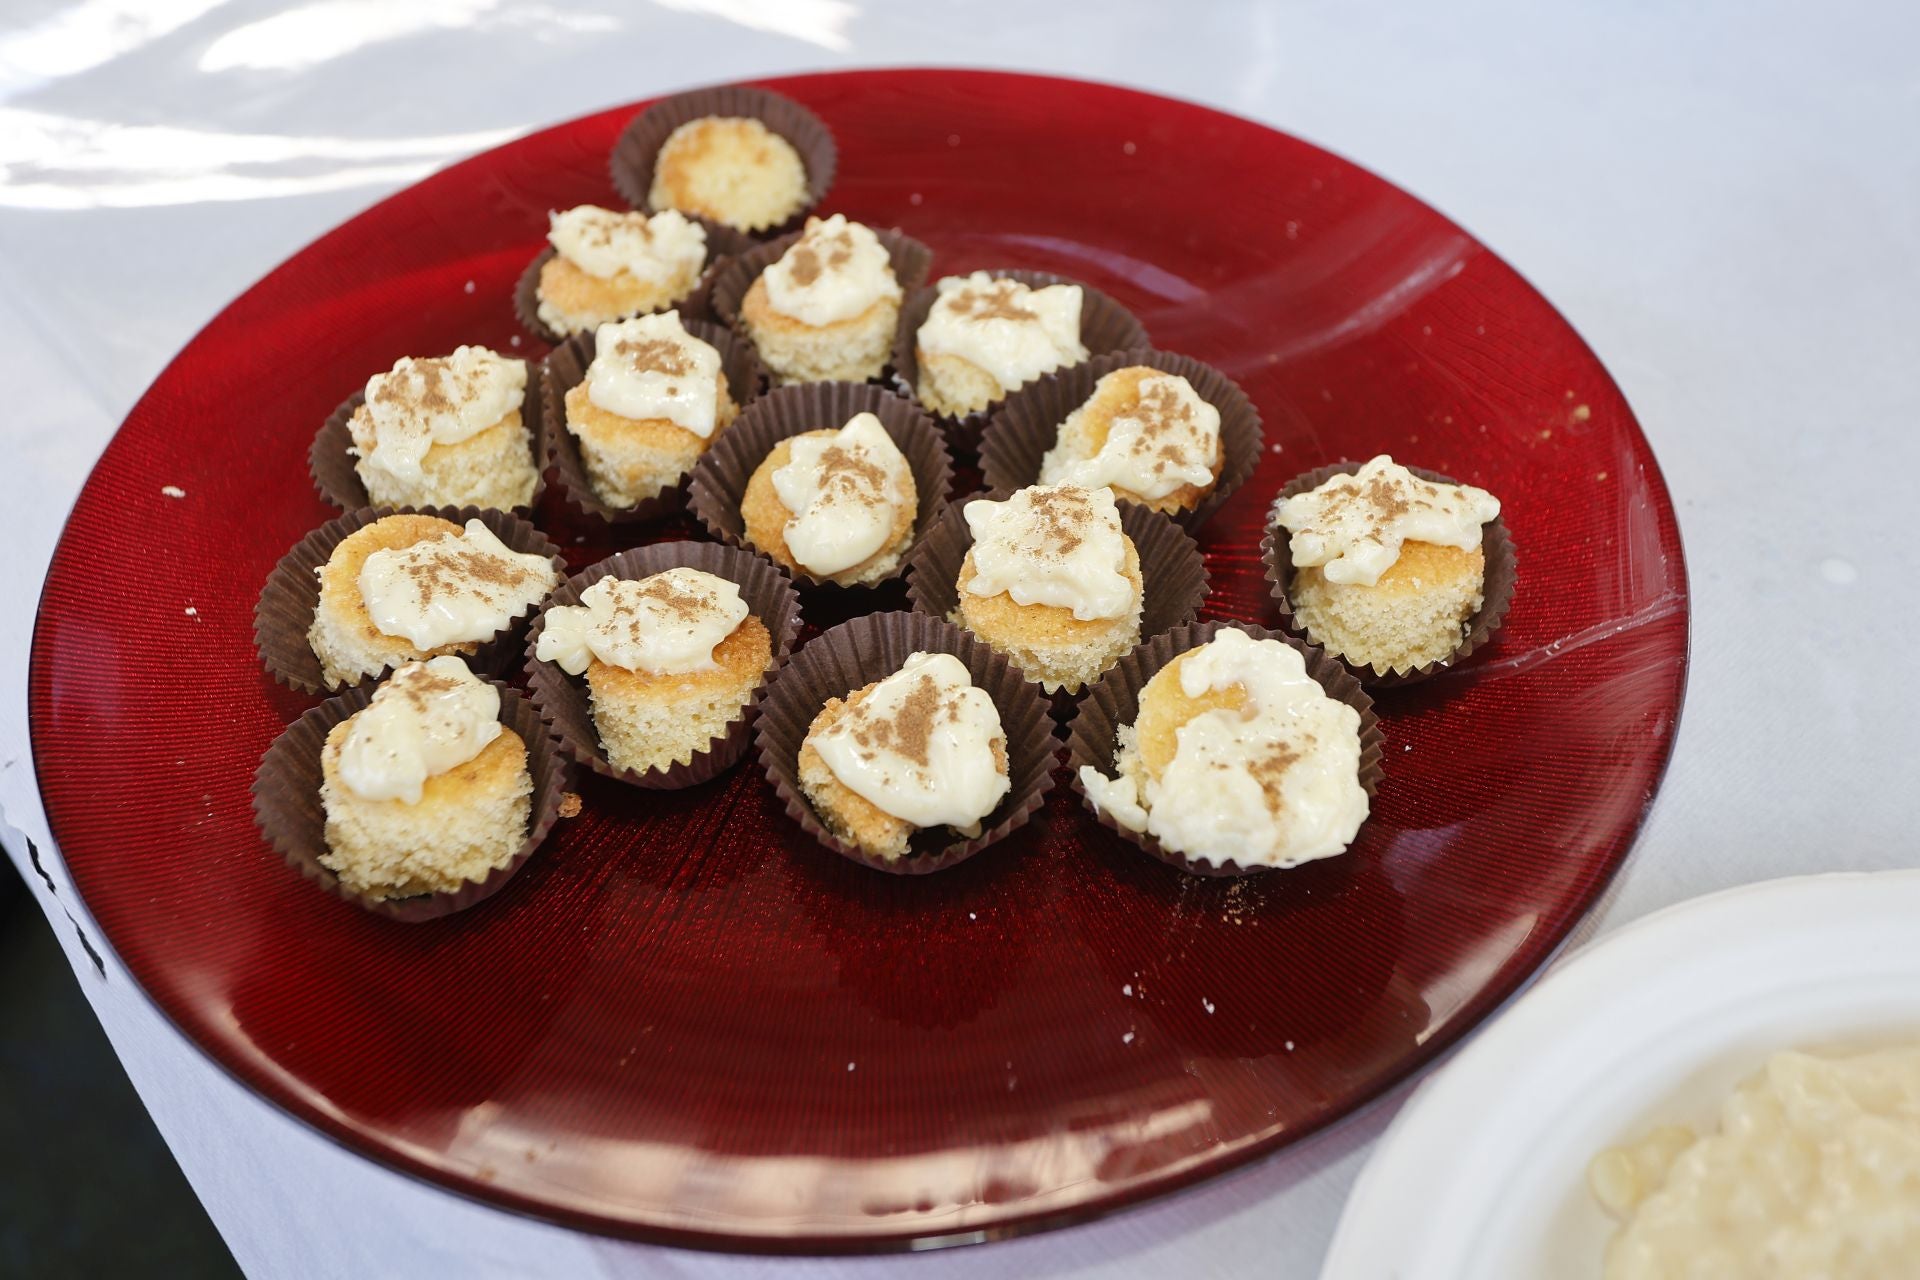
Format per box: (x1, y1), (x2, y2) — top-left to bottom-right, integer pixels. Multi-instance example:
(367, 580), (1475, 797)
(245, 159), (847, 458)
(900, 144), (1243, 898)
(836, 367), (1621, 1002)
(535, 205), (709, 337)
(914, 272), (1088, 417)
(307, 514), (559, 690)
(739, 411), (918, 585)
(797, 650), (1011, 862)
(1273, 455), (1503, 676)
(318, 656), (532, 900)
(951, 484), (1143, 692)
(1079, 629), (1369, 871)
(347, 346), (537, 511)
(1038, 366), (1223, 515)
(648, 115), (809, 233)
(561, 311), (738, 510)
(534, 567), (773, 775)
(740, 215), (903, 384)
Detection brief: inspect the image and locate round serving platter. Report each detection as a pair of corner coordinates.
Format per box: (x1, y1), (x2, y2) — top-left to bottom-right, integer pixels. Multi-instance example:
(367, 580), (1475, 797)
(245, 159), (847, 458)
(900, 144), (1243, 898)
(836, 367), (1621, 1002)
(29, 69), (1687, 1251)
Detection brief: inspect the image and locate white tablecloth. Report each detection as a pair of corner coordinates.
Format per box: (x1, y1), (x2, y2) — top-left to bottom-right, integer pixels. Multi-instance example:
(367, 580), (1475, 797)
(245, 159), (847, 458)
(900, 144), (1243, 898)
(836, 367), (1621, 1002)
(4, 3), (1915, 1276)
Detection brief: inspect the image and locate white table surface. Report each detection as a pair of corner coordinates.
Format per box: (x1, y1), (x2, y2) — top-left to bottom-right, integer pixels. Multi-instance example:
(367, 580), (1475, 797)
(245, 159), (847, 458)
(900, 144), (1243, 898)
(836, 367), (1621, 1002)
(3, 2), (1916, 1276)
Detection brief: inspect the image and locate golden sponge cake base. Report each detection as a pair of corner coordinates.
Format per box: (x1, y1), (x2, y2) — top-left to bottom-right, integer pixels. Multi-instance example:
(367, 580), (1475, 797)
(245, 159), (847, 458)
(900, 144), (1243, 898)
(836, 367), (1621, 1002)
(951, 540), (1144, 693)
(319, 720), (531, 900)
(536, 254), (702, 337)
(1289, 540), (1485, 677)
(586, 615), (772, 774)
(348, 409), (538, 513)
(563, 374), (737, 510)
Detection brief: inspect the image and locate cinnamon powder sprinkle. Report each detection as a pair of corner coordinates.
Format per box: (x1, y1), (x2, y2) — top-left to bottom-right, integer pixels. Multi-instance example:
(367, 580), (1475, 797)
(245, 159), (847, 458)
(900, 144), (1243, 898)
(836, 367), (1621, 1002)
(950, 280), (1037, 322)
(614, 337), (694, 377)
(848, 675), (940, 767)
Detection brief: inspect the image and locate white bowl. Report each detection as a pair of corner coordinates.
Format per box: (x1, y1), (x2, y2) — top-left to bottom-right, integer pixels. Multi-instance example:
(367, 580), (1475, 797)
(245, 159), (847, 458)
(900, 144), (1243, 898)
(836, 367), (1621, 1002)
(1321, 871), (1920, 1279)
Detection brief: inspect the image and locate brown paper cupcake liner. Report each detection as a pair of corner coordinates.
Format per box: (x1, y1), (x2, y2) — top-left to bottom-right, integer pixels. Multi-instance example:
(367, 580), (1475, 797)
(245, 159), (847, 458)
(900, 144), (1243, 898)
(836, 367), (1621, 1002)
(523, 541), (803, 789)
(511, 239), (737, 347)
(753, 611), (1057, 875)
(254, 505), (566, 697)
(252, 678), (569, 921)
(310, 360), (546, 514)
(979, 346), (1264, 532)
(541, 315), (764, 525)
(609, 85), (837, 240)
(890, 269), (1151, 456)
(1065, 621), (1384, 877)
(685, 381), (953, 589)
(903, 489), (1210, 692)
(1260, 461), (1518, 688)
(709, 226), (933, 384)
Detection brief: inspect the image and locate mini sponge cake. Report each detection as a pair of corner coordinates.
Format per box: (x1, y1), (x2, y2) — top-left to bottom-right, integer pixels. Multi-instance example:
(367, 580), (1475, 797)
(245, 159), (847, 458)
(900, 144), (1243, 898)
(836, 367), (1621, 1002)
(1077, 629), (1369, 870)
(740, 215), (902, 385)
(739, 414), (917, 586)
(564, 312), (738, 510)
(348, 347), (537, 511)
(318, 659), (531, 900)
(648, 116), (809, 233)
(307, 513), (557, 690)
(534, 567), (773, 776)
(1038, 366), (1223, 516)
(951, 485), (1144, 693)
(914, 273), (1088, 418)
(537, 206), (710, 337)
(1274, 456), (1502, 677)
(309, 515), (477, 688)
(795, 651), (1012, 863)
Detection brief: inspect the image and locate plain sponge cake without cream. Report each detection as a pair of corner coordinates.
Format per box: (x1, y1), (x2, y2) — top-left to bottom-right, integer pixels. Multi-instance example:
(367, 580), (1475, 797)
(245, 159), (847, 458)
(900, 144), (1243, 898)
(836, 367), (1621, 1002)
(534, 568), (773, 775)
(1273, 456), (1502, 676)
(648, 116), (809, 233)
(307, 514), (558, 690)
(347, 346), (538, 512)
(318, 657), (532, 900)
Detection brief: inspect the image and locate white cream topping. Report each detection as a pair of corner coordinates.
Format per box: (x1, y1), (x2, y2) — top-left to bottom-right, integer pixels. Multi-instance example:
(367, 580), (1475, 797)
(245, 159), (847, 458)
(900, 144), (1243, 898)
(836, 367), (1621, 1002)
(1593, 1046), (1920, 1280)
(359, 346), (525, 487)
(337, 656), (504, 804)
(357, 519), (558, 650)
(1040, 371), (1221, 501)
(962, 484), (1135, 621)
(1274, 454), (1500, 586)
(761, 214), (902, 327)
(1078, 629), (1368, 869)
(547, 205), (707, 283)
(535, 569), (749, 677)
(813, 651), (1010, 832)
(770, 413), (913, 576)
(583, 311), (722, 436)
(916, 272), (1087, 391)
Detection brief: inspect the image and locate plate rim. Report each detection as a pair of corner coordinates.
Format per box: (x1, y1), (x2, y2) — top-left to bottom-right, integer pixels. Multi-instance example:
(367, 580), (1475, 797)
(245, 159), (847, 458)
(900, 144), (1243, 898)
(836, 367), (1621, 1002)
(26, 67), (1692, 1253)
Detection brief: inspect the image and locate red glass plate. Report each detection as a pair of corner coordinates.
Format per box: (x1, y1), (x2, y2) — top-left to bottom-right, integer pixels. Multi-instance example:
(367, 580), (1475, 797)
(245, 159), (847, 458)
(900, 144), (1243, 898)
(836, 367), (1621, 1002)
(28, 71), (1687, 1251)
